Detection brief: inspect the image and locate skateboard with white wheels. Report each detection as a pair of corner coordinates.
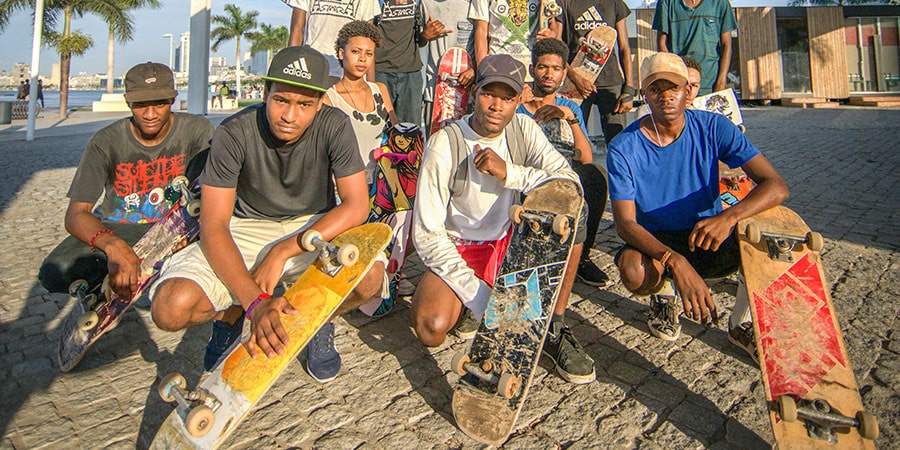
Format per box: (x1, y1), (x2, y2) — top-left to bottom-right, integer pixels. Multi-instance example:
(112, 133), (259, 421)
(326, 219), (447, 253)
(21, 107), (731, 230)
(737, 206), (878, 448)
(558, 25), (617, 104)
(151, 223), (391, 449)
(430, 47), (472, 136)
(57, 176), (201, 372)
(451, 179), (582, 445)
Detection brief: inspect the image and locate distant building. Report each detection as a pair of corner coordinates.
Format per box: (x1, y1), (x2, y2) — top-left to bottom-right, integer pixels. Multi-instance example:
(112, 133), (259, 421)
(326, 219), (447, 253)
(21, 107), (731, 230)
(177, 32), (190, 75)
(248, 51), (270, 76)
(209, 56), (229, 79)
(12, 63), (29, 83)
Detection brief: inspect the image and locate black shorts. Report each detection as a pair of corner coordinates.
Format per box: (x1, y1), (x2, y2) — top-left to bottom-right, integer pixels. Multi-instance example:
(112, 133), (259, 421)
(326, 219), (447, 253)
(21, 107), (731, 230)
(615, 229), (740, 279)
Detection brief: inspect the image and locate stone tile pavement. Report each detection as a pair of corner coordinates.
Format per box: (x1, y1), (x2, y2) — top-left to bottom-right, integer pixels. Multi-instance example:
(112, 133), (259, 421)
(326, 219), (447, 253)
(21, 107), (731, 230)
(0, 107), (897, 449)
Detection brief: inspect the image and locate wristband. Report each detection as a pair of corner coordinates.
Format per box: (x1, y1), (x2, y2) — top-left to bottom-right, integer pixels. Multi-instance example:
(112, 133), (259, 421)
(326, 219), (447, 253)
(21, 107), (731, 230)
(245, 293), (272, 320)
(621, 85), (637, 97)
(89, 228), (114, 251)
(659, 250), (672, 268)
(566, 117), (580, 125)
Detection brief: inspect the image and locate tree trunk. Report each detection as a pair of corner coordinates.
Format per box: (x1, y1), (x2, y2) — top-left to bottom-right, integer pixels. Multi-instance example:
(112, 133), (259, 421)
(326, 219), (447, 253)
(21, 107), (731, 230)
(235, 37), (242, 103)
(107, 26), (115, 94)
(59, 6), (72, 118)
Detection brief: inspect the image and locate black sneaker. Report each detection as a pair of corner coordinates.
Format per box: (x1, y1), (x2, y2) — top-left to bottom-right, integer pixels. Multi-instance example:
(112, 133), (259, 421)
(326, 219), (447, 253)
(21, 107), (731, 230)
(543, 321), (596, 384)
(576, 259), (612, 288)
(304, 323), (341, 383)
(728, 321), (759, 364)
(203, 315), (245, 371)
(647, 279), (681, 341)
(451, 308), (479, 340)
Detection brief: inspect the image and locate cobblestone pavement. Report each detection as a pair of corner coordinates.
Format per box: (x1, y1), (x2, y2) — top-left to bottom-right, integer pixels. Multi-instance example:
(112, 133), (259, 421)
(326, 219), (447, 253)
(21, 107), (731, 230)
(0, 107), (897, 449)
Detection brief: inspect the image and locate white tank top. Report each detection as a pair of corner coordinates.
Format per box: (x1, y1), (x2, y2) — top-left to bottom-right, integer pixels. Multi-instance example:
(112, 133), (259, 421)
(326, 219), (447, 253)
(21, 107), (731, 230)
(326, 81), (391, 184)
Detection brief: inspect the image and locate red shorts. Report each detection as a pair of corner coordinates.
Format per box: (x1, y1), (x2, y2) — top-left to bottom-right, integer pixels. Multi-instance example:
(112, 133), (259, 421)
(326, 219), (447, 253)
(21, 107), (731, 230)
(454, 228), (513, 287)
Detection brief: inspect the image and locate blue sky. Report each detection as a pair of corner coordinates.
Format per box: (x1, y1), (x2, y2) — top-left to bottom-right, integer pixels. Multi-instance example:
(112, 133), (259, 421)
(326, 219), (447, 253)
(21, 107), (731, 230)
(0, 0), (786, 78)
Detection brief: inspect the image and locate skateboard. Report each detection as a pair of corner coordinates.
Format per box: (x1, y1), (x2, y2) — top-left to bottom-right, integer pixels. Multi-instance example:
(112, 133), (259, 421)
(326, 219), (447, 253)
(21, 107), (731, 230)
(451, 179), (582, 445)
(538, 118), (577, 164)
(360, 123), (423, 317)
(57, 176), (201, 372)
(430, 47), (472, 136)
(151, 223), (391, 449)
(558, 25), (617, 104)
(736, 206), (878, 448)
(719, 164), (754, 209)
(539, 0), (561, 29)
(693, 88), (745, 132)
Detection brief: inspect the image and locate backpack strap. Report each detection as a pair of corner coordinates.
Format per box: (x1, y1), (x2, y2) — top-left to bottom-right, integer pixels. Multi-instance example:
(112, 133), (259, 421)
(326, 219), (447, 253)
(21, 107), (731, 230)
(446, 115), (528, 198)
(506, 114), (527, 166)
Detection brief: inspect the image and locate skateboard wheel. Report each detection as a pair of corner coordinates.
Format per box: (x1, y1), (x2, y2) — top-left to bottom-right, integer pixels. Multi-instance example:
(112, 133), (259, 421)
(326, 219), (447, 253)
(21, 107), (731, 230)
(745, 223), (761, 244)
(336, 244), (359, 267)
(552, 214), (570, 236)
(301, 229), (322, 252)
(776, 396), (798, 422)
(171, 176), (189, 190)
(68, 279), (89, 296)
(148, 187), (165, 206)
(158, 372), (186, 403)
(857, 410), (878, 440)
(78, 310), (99, 331)
(451, 351), (470, 376)
(807, 231), (824, 252)
(498, 373), (520, 399)
(186, 404), (215, 437)
(186, 199), (201, 218)
(509, 205), (524, 223)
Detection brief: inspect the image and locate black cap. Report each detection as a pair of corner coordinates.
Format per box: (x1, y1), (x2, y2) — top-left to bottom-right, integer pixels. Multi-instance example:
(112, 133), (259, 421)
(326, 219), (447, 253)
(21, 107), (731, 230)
(261, 46), (330, 93)
(124, 62), (177, 102)
(475, 54), (526, 95)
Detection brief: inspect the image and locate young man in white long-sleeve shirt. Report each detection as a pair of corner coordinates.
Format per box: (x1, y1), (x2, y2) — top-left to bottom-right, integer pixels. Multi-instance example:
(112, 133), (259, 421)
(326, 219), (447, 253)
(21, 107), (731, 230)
(411, 54), (598, 384)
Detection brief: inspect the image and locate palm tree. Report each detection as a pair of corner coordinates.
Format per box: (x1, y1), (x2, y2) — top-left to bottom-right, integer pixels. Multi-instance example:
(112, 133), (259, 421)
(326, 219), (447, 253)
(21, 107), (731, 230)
(247, 23), (289, 72)
(211, 4), (258, 102)
(105, 0), (161, 94)
(0, 0), (130, 117)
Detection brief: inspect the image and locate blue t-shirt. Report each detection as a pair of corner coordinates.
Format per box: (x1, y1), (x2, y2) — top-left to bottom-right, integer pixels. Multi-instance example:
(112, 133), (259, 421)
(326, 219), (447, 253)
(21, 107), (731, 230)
(516, 96), (588, 136)
(606, 109), (759, 232)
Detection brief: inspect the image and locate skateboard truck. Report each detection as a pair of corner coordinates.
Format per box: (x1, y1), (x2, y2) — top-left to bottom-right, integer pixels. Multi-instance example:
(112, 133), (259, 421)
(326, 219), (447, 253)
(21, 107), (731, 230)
(158, 372), (221, 438)
(451, 352), (521, 399)
(776, 396), (878, 442)
(509, 205), (571, 244)
(744, 223), (824, 263)
(69, 279), (107, 331)
(300, 230), (360, 277)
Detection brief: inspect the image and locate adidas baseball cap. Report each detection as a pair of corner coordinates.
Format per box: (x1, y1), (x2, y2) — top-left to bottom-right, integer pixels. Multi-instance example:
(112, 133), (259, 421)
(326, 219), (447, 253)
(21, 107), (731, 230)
(261, 45), (330, 93)
(475, 54), (526, 95)
(124, 62), (177, 102)
(640, 53), (689, 88)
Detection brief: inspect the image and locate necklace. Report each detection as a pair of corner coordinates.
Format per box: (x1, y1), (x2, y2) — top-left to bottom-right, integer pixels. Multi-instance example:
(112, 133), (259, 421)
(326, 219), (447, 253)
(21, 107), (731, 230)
(340, 79), (365, 112)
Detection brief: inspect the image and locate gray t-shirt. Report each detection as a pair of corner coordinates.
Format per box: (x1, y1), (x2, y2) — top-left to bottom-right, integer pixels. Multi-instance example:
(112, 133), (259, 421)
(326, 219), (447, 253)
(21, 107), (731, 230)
(559, 0), (630, 88)
(375, 0), (425, 73)
(202, 103), (365, 220)
(67, 113), (213, 223)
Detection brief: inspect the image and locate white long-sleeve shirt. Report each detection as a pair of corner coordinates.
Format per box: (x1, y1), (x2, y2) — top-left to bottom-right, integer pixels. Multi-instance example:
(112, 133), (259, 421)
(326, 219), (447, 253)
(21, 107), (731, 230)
(412, 114), (580, 316)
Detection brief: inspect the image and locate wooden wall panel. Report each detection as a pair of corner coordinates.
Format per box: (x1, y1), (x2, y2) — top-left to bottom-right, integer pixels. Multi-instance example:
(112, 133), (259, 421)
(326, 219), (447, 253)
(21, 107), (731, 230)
(808, 6), (850, 98)
(737, 7), (783, 100)
(635, 8), (657, 90)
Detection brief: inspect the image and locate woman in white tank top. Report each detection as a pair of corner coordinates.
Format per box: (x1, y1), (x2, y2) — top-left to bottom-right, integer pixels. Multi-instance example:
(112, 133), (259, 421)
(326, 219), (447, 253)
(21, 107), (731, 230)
(324, 21), (398, 184)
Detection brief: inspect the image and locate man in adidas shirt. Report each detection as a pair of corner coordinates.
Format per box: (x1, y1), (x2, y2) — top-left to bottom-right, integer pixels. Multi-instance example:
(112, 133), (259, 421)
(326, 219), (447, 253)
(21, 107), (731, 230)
(410, 55), (583, 374)
(557, 0), (634, 144)
(149, 46), (385, 383)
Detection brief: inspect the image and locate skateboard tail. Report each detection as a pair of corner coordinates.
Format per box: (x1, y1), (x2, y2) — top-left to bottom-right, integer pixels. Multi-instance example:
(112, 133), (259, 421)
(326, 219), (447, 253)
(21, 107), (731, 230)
(452, 388), (518, 445)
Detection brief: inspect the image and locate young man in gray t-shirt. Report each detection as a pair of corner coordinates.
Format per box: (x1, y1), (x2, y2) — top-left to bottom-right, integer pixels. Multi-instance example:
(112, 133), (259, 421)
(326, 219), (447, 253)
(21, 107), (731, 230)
(149, 46), (385, 381)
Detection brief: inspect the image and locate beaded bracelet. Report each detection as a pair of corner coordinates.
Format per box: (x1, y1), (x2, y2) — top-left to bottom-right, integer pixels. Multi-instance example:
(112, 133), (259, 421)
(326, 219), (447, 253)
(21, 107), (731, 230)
(88, 228), (113, 251)
(245, 293), (272, 320)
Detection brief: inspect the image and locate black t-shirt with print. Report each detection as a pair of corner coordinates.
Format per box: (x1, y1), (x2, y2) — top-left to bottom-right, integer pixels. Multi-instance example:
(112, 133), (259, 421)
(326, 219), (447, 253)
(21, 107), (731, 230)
(375, 0), (424, 73)
(67, 113), (213, 223)
(202, 103), (365, 220)
(559, 0), (630, 88)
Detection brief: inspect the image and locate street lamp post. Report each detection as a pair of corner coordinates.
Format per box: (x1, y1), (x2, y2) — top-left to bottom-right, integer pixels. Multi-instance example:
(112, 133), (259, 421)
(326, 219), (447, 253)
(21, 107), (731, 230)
(162, 33), (174, 69)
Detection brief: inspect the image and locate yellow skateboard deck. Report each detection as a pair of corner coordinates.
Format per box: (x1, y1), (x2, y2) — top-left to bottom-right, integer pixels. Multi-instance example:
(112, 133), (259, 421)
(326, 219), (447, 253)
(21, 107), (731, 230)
(150, 223), (391, 449)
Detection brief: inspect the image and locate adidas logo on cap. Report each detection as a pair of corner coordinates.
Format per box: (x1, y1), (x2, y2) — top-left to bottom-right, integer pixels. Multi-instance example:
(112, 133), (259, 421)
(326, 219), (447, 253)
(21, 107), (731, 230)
(283, 58), (313, 80)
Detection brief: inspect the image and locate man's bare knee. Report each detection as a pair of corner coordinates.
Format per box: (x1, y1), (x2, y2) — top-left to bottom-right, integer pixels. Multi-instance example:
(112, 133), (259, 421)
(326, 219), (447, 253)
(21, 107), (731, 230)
(151, 278), (205, 332)
(617, 251), (647, 293)
(412, 312), (452, 347)
(354, 262), (385, 300)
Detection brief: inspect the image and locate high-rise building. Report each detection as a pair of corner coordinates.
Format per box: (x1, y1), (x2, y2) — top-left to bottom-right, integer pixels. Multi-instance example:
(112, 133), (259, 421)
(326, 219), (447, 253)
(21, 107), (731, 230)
(249, 51), (269, 76)
(178, 32), (190, 75)
(12, 63), (29, 83)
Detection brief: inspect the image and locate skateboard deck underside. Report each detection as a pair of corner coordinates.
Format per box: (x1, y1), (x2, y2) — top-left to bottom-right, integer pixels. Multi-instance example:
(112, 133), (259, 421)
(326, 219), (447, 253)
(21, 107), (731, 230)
(693, 88), (744, 128)
(58, 186), (200, 372)
(151, 223), (392, 449)
(453, 179), (582, 445)
(737, 206), (872, 449)
(558, 26), (617, 104)
(361, 124), (423, 317)
(538, 119), (576, 163)
(431, 48), (471, 136)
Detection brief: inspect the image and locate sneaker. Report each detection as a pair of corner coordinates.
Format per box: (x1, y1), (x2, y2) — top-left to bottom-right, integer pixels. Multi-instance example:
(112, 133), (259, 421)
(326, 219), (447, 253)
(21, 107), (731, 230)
(203, 315), (245, 371)
(576, 259), (612, 288)
(451, 308), (479, 340)
(397, 278), (416, 297)
(543, 321), (596, 384)
(304, 323), (341, 383)
(728, 321), (759, 364)
(647, 279), (681, 341)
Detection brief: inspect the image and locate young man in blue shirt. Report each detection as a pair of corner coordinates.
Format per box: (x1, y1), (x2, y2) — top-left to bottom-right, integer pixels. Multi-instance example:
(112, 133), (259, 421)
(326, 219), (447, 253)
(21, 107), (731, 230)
(606, 53), (788, 353)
